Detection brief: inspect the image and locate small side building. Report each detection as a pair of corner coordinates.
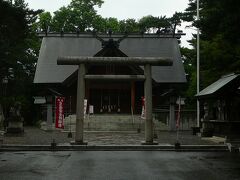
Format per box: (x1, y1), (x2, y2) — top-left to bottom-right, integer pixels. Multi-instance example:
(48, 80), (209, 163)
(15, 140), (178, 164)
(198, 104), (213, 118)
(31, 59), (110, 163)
(196, 73), (240, 138)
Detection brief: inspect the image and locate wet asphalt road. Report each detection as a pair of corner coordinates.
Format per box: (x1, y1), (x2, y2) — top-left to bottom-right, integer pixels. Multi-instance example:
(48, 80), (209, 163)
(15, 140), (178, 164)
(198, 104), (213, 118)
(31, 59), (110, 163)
(0, 151), (240, 180)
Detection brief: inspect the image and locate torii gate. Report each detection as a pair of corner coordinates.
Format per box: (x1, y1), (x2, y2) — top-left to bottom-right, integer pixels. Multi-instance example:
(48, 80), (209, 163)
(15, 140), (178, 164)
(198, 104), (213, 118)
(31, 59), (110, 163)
(57, 56), (172, 145)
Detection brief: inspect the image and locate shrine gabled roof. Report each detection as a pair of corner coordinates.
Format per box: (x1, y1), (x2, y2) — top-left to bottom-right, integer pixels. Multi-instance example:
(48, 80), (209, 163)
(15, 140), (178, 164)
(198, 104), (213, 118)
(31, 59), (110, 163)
(34, 33), (186, 84)
(196, 73), (240, 98)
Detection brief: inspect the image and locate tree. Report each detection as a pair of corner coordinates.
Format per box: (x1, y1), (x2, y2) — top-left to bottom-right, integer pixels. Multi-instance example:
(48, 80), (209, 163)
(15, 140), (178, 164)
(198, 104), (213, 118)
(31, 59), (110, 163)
(104, 17), (120, 32)
(119, 19), (139, 33)
(169, 12), (183, 35)
(92, 15), (106, 32)
(0, 0), (28, 79)
(51, 6), (72, 32)
(138, 15), (182, 34)
(0, 0), (42, 124)
(50, 0), (103, 32)
(37, 12), (52, 32)
(138, 15), (162, 33)
(180, 47), (197, 106)
(183, 0), (240, 87)
(37, 0), (183, 35)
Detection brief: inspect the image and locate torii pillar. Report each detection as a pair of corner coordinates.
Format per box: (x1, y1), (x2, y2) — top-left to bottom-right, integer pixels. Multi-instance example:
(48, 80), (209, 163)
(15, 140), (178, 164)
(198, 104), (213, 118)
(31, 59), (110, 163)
(142, 64), (155, 144)
(75, 64), (87, 144)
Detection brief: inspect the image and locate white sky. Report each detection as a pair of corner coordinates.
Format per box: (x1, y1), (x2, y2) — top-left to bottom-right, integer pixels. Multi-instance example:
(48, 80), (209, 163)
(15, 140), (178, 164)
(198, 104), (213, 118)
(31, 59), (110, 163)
(24, 0), (193, 47)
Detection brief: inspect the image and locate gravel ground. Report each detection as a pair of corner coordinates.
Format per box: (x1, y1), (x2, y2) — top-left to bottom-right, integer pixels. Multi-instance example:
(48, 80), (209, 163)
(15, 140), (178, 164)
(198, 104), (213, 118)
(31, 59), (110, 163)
(1, 126), (221, 145)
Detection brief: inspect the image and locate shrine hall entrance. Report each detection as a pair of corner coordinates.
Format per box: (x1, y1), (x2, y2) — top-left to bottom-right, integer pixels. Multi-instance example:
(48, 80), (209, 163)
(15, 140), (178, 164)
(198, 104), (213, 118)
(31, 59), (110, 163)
(89, 88), (131, 114)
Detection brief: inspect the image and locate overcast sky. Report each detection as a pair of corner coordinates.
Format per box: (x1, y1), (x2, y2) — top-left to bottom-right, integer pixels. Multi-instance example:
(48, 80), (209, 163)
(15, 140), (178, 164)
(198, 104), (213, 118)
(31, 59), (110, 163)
(24, 0), (193, 47)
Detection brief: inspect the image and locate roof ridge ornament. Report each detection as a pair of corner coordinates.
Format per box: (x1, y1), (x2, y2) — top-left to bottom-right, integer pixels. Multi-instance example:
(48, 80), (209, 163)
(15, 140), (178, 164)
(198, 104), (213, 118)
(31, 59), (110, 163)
(93, 31), (128, 49)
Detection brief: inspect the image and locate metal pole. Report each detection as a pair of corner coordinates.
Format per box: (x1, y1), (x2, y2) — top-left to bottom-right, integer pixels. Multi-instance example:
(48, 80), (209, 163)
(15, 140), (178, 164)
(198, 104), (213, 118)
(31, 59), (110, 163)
(197, 0), (200, 127)
(75, 64), (87, 144)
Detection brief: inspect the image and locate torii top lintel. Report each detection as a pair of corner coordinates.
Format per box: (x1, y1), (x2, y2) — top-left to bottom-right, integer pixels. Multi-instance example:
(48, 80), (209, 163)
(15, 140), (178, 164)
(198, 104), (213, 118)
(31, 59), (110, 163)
(57, 56), (173, 66)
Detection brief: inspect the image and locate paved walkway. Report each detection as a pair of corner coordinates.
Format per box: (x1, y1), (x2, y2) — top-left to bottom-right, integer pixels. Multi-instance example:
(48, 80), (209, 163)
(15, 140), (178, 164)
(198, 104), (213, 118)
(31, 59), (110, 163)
(1, 127), (224, 145)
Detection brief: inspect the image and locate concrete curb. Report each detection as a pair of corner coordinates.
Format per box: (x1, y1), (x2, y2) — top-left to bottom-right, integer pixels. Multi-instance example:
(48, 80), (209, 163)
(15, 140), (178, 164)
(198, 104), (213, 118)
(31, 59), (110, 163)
(0, 144), (229, 152)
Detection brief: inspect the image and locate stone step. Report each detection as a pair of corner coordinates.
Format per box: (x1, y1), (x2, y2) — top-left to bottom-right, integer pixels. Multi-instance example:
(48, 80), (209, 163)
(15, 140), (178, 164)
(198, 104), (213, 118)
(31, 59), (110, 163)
(63, 114), (168, 131)
(64, 114), (143, 124)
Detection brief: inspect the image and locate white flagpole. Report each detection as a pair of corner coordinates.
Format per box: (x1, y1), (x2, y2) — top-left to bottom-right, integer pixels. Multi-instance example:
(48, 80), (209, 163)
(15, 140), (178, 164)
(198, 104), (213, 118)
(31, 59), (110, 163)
(197, 0), (200, 127)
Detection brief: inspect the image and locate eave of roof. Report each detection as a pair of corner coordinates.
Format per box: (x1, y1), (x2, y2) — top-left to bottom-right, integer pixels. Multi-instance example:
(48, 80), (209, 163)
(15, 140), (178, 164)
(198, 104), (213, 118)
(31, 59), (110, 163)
(196, 73), (240, 98)
(37, 32), (186, 39)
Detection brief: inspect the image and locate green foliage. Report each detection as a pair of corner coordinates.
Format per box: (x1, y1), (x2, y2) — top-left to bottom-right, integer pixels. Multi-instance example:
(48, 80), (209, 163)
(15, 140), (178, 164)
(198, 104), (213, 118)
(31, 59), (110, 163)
(180, 47), (196, 107)
(137, 13), (183, 34)
(169, 12), (183, 34)
(0, 0), (42, 124)
(184, 0), (240, 80)
(51, 7), (72, 31)
(181, 0), (240, 107)
(119, 19), (139, 33)
(104, 17), (120, 32)
(0, 0), (28, 76)
(185, 70), (197, 106)
(198, 0), (240, 85)
(46, 0), (104, 32)
(36, 1), (183, 34)
(138, 15), (171, 33)
(92, 15), (106, 32)
(38, 12), (52, 31)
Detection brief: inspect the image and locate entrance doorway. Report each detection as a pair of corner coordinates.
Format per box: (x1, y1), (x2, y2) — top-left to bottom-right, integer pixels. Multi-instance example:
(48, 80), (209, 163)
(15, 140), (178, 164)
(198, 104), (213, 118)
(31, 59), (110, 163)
(90, 89), (131, 114)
